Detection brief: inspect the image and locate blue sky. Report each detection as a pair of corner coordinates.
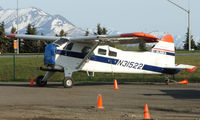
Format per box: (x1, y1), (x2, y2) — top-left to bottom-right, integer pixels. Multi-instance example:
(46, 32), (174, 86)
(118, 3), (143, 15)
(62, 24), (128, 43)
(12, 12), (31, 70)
(1, 0), (200, 36)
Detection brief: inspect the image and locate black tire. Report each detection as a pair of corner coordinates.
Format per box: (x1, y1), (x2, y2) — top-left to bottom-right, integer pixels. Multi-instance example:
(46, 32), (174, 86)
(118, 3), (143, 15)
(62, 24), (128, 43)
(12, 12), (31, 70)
(165, 79), (169, 85)
(63, 77), (74, 88)
(36, 75), (47, 87)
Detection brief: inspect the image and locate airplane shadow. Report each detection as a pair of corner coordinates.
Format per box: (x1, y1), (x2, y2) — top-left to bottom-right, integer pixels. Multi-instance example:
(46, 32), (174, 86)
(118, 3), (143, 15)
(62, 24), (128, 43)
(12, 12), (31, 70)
(0, 82), (62, 88)
(0, 82), (164, 88)
(143, 89), (200, 99)
(0, 83), (30, 87)
(138, 105), (200, 115)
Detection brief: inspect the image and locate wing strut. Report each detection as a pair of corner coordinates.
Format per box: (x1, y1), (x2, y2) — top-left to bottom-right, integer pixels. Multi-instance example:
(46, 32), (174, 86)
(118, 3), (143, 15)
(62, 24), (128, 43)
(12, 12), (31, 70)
(76, 42), (101, 69)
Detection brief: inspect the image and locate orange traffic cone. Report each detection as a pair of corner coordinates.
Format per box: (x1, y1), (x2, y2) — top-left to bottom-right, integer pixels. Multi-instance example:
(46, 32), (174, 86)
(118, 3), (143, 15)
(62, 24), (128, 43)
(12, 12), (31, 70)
(30, 77), (34, 87)
(178, 79), (188, 85)
(97, 94), (104, 109)
(113, 79), (119, 90)
(144, 104), (151, 120)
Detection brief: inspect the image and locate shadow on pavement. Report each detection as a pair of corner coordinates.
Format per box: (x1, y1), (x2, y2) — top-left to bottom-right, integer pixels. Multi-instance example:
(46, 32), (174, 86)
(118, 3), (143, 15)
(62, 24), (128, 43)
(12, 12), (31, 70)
(143, 90), (200, 99)
(0, 82), (165, 88)
(161, 90), (200, 99)
(138, 105), (200, 115)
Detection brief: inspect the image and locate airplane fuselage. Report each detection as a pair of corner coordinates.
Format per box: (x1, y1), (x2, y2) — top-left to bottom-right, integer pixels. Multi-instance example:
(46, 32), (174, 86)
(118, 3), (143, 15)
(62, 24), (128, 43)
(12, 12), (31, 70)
(47, 44), (178, 75)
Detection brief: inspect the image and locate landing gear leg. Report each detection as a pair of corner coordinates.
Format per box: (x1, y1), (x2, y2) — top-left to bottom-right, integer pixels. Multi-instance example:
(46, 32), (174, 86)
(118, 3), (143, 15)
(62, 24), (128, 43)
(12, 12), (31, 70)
(63, 77), (74, 88)
(36, 71), (54, 87)
(164, 74), (177, 85)
(63, 67), (74, 88)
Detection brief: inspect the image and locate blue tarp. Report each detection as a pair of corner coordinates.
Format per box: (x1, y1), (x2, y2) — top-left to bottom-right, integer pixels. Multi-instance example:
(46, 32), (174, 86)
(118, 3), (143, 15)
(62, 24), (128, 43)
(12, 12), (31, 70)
(44, 44), (56, 65)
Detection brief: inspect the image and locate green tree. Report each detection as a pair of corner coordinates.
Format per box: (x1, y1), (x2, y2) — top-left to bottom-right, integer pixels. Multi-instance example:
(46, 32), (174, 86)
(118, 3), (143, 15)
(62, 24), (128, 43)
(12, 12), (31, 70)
(183, 28), (197, 50)
(94, 24), (107, 35)
(21, 24), (38, 53)
(85, 29), (89, 36)
(0, 22), (9, 53)
(8, 26), (17, 53)
(102, 27), (107, 35)
(191, 35), (197, 50)
(196, 42), (200, 50)
(37, 32), (49, 53)
(138, 41), (147, 51)
(11, 26), (17, 34)
(59, 29), (67, 37)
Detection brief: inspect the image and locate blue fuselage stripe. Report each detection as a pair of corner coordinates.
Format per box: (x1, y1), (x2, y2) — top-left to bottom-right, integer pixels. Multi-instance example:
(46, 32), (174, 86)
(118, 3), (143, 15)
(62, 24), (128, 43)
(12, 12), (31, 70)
(56, 50), (178, 74)
(142, 65), (163, 73)
(56, 50), (85, 59)
(166, 52), (175, 56)
(89, 56), (119, 65)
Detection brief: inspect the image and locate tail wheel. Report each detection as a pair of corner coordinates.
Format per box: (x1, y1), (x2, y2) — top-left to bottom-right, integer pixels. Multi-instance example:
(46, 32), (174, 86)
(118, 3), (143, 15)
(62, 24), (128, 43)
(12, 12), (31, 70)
(63, 77), (74, 88)
(36, 75), (47, 87)
(165, 80), (169, 85)
(165, 75), (170, 85)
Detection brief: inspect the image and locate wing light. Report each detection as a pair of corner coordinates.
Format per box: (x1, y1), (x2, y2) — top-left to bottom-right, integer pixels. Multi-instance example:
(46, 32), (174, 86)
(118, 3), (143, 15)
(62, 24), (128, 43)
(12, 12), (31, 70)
(6, 34), (16, 38)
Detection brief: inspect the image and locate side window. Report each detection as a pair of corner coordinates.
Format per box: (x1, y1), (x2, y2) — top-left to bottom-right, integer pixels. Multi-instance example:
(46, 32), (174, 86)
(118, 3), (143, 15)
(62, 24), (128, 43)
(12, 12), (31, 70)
(109, 51), (117, 57)
(64, 42), (74, 50)
(98, 48), (107, 55)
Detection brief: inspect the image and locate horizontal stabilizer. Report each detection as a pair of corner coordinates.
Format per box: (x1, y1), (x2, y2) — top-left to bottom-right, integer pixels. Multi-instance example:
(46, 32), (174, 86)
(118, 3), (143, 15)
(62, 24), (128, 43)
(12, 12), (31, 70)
(164, 64), (197, 73)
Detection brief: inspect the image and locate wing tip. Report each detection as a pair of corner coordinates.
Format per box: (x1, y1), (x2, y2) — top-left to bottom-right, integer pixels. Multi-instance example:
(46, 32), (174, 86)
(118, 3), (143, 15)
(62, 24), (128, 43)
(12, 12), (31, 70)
(120, 32), (159, 42)
(6, 34), (16, 38)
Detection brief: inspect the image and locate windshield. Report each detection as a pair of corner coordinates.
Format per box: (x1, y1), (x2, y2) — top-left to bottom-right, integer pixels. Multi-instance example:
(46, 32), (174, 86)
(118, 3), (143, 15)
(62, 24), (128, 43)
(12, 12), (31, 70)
(54, 38), (68, 45)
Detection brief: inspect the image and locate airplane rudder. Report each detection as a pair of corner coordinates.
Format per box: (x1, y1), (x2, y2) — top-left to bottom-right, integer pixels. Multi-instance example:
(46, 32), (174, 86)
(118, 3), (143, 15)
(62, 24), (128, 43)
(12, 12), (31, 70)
(152, 34), (175, 54)
(160, 34), (174, 43)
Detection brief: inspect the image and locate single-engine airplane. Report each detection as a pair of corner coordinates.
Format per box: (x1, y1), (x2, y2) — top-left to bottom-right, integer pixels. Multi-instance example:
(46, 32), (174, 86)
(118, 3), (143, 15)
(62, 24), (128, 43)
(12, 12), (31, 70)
(6, 32), (197, 88)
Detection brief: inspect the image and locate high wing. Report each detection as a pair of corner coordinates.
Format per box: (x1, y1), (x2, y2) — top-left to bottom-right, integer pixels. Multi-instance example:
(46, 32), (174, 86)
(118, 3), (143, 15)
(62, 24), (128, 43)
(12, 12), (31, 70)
(69, 32), (159, 44)
(6, 32), (159, 70)
(6, 32), (159, 45)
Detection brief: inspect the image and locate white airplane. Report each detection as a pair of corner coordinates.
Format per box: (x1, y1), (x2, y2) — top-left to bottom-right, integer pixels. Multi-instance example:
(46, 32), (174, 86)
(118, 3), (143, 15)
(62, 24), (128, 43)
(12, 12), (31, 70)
(6, 32), (197, 88)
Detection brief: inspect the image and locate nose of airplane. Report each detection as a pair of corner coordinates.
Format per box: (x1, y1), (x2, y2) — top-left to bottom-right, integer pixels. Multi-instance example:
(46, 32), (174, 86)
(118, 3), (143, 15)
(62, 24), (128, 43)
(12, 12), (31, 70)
(44, 44), (56, 66)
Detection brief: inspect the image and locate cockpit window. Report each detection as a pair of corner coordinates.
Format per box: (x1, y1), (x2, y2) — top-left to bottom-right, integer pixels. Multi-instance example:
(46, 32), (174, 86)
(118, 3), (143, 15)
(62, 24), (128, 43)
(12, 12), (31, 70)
(64, 42), (74, 50)
(98, 48), (107, 55)
(54, 38), (68, 45)
(109, 50), (117, 57)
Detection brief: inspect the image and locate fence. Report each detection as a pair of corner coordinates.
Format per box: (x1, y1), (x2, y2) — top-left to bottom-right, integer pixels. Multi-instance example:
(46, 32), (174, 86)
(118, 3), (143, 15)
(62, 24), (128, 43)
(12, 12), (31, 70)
(0, 54), (199, 83)
(0, 54), (43, 81)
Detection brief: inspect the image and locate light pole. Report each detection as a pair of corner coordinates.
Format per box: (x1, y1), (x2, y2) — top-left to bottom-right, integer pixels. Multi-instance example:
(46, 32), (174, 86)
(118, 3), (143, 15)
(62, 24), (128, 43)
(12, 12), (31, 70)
(167, 0), (191, 51)
(17, 0), (19, 54)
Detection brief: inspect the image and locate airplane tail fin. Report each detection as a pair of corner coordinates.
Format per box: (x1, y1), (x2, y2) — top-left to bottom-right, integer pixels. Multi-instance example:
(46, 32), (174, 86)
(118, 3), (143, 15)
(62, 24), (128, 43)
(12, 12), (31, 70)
(151, 34), (175, 67)
(152, 34), (175, 55)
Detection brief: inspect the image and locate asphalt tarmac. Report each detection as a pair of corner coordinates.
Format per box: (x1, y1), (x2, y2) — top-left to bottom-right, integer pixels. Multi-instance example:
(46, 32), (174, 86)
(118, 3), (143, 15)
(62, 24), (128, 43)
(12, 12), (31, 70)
(0, 82), (199, 120)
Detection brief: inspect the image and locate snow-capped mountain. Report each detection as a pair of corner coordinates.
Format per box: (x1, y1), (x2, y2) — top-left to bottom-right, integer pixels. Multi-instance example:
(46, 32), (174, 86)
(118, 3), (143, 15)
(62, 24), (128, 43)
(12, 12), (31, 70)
(0, 7), (84, 36)
(0, 7), (199, 48)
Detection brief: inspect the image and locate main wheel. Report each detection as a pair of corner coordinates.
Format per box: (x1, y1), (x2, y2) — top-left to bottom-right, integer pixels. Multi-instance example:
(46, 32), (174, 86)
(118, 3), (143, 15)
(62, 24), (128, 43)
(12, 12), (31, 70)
(63, 77), (74, 88)
(36, 75), (47, 87)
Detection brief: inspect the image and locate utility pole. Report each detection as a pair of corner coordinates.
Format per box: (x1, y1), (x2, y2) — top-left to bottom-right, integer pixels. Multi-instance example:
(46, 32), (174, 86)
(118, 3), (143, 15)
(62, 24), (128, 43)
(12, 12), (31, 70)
(167, 0), (191, 51)
(17, 0), (19, 54)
